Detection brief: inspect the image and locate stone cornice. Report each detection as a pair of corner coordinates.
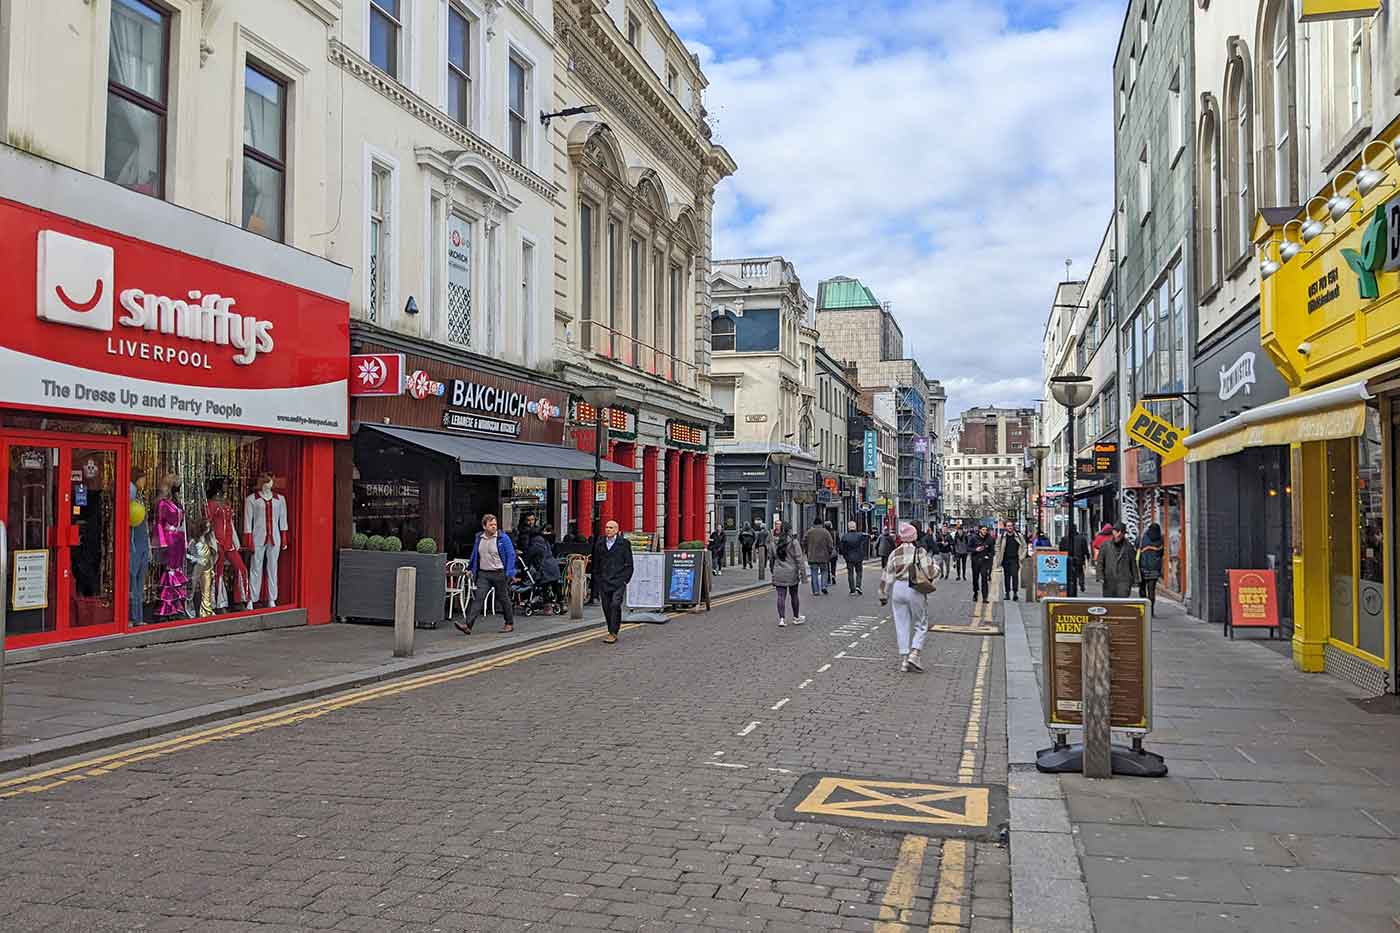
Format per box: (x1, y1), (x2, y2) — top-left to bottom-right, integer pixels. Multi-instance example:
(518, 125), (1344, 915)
(329, 38), (559, 202)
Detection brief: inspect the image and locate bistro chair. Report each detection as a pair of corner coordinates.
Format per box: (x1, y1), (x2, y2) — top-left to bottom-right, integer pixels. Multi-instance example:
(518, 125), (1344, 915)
(445, 559), (470, 619)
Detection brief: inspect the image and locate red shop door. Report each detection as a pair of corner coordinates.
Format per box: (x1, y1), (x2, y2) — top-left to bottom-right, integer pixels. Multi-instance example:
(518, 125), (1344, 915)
(2, 432), (127, 647)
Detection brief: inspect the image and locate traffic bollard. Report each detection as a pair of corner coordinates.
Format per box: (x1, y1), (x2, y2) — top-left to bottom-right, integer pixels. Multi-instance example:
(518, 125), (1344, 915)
(568, 559), (586, 619)
(1081, 619), (1112, 778)
(394, 566), (416, 658)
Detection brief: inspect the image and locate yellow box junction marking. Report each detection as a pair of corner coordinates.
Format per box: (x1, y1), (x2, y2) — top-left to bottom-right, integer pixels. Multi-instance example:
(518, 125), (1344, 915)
(0, 588), (764, 799)
(793, 777), (990, 828)
(1124, 402), (1188, 463)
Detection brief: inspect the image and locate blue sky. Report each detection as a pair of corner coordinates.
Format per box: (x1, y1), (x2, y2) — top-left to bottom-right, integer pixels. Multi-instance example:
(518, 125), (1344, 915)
(662, 0), (1122, 422)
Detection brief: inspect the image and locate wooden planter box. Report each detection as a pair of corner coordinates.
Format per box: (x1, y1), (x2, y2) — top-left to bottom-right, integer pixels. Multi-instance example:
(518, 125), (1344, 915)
(336, 550), (447, 627)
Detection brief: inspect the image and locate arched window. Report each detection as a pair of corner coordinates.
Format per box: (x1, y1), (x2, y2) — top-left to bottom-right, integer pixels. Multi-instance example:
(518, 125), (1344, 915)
(1224, 48), (1255, 268)
(1259, 1), (1297, 207)
(1197, 99), (1223, 291)
(711, 313), (735, 352)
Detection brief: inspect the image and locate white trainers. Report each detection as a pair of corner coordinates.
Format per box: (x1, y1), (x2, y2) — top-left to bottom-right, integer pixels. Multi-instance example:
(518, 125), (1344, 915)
(793, 615), (806, 625)
(778, 618), (786, 627)
(900, 656), (911, 672)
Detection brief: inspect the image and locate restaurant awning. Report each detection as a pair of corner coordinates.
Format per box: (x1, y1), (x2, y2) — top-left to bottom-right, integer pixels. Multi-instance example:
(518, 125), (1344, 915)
(365, 424), (642, 481)
(1183, 359), (1400, 463)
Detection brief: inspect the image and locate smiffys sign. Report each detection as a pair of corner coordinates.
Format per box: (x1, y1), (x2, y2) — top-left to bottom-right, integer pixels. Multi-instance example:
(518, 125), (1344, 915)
(1, 198), (349, 437)
(1124, 403), (1188, 464)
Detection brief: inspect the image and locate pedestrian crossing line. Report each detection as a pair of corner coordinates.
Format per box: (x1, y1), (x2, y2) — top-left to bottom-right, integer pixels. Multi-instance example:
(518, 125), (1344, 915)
(873, 834), (929, 931)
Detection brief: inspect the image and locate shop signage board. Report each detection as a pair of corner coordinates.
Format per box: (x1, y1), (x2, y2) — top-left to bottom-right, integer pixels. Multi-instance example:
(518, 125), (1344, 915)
(1125, 403), (1188, 463)
(350, 353), (406, 397)
(1136, 449), (1160, 486)
(864, 430), (878, 473)
(665, 550), (701, 605)
(352, 346), (567, 445)
(1042, 597), (1153, 733)
(1034, 551), (1068, 600)
(666, 420), (708, 450)
(0, 201), (350, 437)
(1075, 458), (1098, 480)
(1226, 569), (1282, 637)
(627, 552), (666, 609)
(1300, 0), (1380, 22)
(11, 550), (49, 611)
(1092, 441), (1119, 475)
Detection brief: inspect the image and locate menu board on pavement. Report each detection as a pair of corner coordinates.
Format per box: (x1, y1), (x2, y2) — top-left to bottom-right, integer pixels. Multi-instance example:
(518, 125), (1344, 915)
(627, 553), (665, 610)
(1042, 598), (1152, 733)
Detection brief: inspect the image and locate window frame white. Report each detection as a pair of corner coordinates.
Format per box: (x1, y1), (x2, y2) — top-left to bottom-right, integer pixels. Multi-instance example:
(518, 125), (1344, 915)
(505, 41), (537, 169)
(368, 0), (405, 82)
(364, 145), (401, 326)
(442, 0), (481, 130)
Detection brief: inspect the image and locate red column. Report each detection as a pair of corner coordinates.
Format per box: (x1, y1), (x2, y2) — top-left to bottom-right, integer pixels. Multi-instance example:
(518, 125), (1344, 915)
(679, 452), (694, 542)
(665, 450), (681, 548)
(616, 443), (637, 532)
(600, 441), (616, 527)
(642, 446), (658, 534)
(693, 454), (708, 540)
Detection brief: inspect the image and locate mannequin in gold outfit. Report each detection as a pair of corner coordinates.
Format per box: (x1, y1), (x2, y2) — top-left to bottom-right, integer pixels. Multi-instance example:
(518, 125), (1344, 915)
(185, 515), (218, 618)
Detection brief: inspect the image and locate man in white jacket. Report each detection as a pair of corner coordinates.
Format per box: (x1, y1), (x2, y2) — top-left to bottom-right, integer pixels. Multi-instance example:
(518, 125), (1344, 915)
(244, 472), (288, 609)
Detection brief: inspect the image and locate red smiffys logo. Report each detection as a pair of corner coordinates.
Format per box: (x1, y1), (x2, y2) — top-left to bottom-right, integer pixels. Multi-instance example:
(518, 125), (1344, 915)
(349, 353), (406, 397)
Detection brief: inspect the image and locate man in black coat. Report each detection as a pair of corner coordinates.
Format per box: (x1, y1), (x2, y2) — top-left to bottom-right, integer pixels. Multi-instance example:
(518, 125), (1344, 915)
(969, 525), (996, 604)
(594, 520), (634, 644)
(838, 521), (869, 595)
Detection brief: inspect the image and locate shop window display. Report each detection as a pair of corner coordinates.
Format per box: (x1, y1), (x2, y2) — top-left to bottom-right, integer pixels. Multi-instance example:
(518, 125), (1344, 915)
(130, 427), (299, 624)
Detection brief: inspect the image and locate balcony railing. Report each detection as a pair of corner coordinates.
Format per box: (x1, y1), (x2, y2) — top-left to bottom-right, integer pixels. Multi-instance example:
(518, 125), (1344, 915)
(581, 319), (698, 390)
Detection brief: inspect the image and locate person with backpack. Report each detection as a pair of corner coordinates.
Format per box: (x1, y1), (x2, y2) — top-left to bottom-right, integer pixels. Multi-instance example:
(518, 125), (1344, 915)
(768, 518), (808, 627)
(1096, 523), (1140, 598)
(738, 523), (756, 569)
(877, 527), (896, 567)
(878, 522), (936, 673)
(1137, 522), (1164, 611)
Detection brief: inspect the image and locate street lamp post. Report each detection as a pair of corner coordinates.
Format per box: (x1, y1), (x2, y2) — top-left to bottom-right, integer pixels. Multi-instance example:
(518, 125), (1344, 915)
(1049, 375), (1092, 597)
(1029, 444), (1049, 537)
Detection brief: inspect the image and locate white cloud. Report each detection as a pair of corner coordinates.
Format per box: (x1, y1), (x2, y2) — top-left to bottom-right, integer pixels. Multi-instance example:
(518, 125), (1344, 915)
(688, 1), (1119, 418)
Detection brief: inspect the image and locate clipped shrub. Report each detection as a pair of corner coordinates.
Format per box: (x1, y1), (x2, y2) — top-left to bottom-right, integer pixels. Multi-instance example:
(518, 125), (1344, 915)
(366, 535), (387, 551)
(415, 537), (438, 554)
(382, 535), (404, 552)
(350, 532), (369, 550)
(677, 540), (705, 550)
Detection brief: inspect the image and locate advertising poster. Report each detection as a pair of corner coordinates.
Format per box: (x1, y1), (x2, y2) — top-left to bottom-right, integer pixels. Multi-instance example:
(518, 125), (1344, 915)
(1035, 550), (1068, 600)
(11, 549), (49, 611)
(1226, 569), (1281, 635)
(1042, 598), (1152, 733)
(665, 550), (700, 605)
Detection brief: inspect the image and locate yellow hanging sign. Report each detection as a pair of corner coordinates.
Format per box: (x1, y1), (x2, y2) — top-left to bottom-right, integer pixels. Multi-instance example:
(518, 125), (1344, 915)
(1124, 403), (1189, 464)
(1299, 0), (1381, 22)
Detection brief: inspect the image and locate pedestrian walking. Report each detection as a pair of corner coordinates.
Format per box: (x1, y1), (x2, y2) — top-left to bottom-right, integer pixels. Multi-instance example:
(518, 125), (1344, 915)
(594, 520), (634, 644)
(969, 525), (995, 604)
(753, 520), (770, 576)
(1059, 528), (1090, 592)
(708, 527), (726, 576)
(877, 527), (896, 567)
(936, 526), (954, 579)
(769, 518), (807, 627)
(454, 514), (517, 635)
(953, 528), (970, 580)
(1091, 523), (1114, 562)
(804, 521), (834, 595)
(838, 521), (869, 595)
(826, 521), (840, 584)
(997, 522), (1023, 601)
(1096, 523), (1140, 598)
(1137, 522), (1163, 611)
(878, 522), (935, 672)
(738, 523), (756, 569)
(1033, 528), (1051, 548)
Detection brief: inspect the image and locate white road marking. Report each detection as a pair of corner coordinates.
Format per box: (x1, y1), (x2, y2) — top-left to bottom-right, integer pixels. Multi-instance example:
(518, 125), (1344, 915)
(861, 633), (871, 639)
(737, 721), (760, 737)
(834, 652), (847, 659)
(798, 679), (814, 689)
(711, 751), (724, 757)
(770, 698), (790, 711)
(767, 767), (793, 774)
(817, 664), (832, 673)
(838, 655), (886, 661)
(847, 641), (860, 648)
(707, 761), (749, 769)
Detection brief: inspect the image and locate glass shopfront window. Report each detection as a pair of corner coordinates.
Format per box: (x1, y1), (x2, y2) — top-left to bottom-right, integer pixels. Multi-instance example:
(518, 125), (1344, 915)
(130, 426), (301, 625)
(1327, 437), (1357, 645)
(1357, 408), (1385, 659)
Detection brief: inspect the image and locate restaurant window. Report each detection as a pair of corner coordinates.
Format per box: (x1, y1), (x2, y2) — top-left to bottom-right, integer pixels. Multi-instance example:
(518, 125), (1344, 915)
(1327, 438), (1356, 645)
(106, 0), (170, 198)
(369, 0), (401, 78)
(711, 313), (735, 352)
(129, 426), (301, 626)
(447, 4), (473, 127)
(1356, 408), (1385, 659)
(508, 54), (530, 165)
(242, 64), (287, 242)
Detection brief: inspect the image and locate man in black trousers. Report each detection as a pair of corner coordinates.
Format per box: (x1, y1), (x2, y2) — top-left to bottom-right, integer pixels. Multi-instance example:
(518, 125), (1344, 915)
(594, 519), (634, 644)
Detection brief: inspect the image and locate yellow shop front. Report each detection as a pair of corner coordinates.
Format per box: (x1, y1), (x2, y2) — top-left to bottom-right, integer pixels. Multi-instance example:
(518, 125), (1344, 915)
(1185, 124), (1400, 693)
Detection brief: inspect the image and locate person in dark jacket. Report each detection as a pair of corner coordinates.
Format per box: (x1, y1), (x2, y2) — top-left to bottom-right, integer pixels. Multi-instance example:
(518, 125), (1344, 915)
(877, 528), (896, 567)
(1096, 523), (1139, 598)
(952, 529), (971, 580)
(708, 527), (726, 576)
(455, 514), (517, 635)
(1059, 528), (1090, 592)
(753, 521), (770, 575)
(804, 522), (835, 595)
(826, 521), (840, 583)
(1137, 522), (1164, 611)
(738, 524), (756, 568)
(969, 525), (995, 603)
(594, 520), (634, 644)
(998, 524), (1023, 601)
(838, 521), (869, 595)
(525, 531), (562, 611)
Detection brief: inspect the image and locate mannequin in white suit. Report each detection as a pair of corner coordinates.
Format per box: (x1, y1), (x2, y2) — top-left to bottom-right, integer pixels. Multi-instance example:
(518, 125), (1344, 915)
(244, 472), (289, 609)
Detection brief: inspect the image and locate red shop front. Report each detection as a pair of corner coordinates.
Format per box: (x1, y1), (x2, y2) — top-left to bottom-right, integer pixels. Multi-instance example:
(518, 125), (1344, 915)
(0, 193), (349, 650)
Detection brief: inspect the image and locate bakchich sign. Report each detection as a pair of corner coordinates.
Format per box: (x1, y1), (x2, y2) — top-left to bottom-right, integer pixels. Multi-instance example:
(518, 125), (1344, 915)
(2, 198), (350, 437)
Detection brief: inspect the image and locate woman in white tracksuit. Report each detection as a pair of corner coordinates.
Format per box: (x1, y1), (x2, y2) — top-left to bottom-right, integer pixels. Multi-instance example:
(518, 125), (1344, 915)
(878, 522), (932, 673)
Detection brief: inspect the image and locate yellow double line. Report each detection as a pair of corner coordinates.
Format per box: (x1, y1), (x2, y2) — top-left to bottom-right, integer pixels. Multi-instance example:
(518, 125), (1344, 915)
(0, 587), (764, 799)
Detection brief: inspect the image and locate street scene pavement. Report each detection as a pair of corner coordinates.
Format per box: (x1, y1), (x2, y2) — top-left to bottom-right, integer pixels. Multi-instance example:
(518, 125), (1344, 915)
(0, 569), (1011, 933)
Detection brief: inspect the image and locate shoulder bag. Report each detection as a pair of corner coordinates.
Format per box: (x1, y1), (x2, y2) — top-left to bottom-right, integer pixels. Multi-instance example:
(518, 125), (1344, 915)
(906, 547), (938, 595)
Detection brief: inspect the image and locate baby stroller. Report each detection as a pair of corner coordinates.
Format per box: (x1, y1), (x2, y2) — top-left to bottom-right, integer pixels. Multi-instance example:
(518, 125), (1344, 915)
(511, 566), (561, 616)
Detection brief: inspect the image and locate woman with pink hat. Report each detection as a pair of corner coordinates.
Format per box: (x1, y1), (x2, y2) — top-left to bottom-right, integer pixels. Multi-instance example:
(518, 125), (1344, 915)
(877, 522), (936, 672)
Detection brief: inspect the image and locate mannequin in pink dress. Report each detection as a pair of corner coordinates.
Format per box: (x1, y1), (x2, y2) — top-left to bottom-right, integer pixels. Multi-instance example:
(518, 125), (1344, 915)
(154, 472), (189, 619)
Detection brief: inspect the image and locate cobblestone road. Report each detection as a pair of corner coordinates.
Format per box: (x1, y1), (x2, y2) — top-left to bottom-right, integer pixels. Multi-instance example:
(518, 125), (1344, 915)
(0, 571), (1009, 932)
